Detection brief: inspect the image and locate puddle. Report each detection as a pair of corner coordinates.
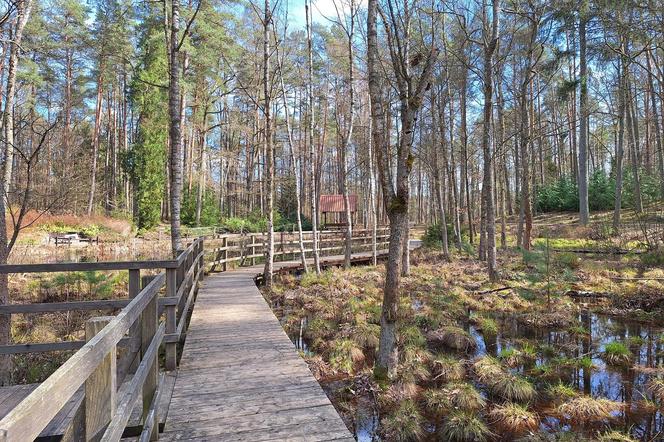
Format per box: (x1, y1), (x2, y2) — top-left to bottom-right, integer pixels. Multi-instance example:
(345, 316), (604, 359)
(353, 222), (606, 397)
(356, 396), (380, 441)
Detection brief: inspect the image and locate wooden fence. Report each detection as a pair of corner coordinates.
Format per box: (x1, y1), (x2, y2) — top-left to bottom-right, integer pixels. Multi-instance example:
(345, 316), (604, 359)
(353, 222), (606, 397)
(0, 228), (388, 441)
(206, 227), (391, 271)
(0, 238), (204, 442)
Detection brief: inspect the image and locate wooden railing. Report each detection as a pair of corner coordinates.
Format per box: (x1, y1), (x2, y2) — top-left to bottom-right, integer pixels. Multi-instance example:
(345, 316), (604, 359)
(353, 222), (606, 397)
(0, 238), (204, 442)
(207, 227), (391, 271)
(0, 227), (388, 441)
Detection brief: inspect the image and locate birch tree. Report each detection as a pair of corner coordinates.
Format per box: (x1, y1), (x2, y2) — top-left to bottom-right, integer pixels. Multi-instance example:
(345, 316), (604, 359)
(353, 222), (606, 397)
(369, 0), (438, 379)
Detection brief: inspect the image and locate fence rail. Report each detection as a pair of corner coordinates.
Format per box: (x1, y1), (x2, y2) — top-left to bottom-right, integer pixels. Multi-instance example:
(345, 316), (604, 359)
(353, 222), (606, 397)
(207, 227), (390, 271)
(0, 228), (387, 441)
(0, 238), (204, 442)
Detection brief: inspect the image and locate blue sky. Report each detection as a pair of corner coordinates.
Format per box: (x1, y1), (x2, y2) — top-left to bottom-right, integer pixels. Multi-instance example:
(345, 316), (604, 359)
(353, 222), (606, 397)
(285, 0), (365, 28)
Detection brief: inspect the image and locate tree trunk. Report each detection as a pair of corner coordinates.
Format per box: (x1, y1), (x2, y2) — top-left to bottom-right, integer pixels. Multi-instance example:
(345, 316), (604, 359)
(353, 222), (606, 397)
(613, 48), (627, 231)
(2, 0), (32, 199)
(432, 91), (449, 260)
(481, 0), (499, 280)
(195, 126), (207, 226)
(401, 224), (410, 276)
(368, 0), (398, 379)
(517, 19), (539, 250)
(578, 9), (589, 225)
(460, 65), (473, 243)
(306, 1), (321, 274)
(369, 0), (437, 379)
(0, 1), (32, 384)
(646, 49), (664, 199)
(168, 0), (183, 256)
(262, 0), (275, 287)
(88, 72), (103, 216)
(367, 103), (379, 265)
(625, 83), (643, 213)
(342, 9), (355, 269)
(276, 43), (308, 272)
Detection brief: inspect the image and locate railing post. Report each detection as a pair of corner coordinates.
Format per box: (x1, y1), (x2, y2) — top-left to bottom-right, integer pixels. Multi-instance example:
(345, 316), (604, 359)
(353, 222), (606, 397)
(127, 269), (141, 374)
(165, 267), (177, 371)
(199, 239), (205, 281)
(250, 235), (255, 266)
(85, 316), (116, 440)
(141, 279), (158, 441)
(179, 250), (192, 318)
(222, 236), (228, 272)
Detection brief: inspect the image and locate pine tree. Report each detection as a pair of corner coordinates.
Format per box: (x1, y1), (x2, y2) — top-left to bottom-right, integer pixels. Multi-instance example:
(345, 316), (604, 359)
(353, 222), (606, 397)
(127, 12), (168, 230)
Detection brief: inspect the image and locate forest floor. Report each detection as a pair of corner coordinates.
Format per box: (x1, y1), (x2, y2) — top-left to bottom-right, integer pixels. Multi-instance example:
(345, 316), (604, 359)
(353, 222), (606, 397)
(263, 212), (664, 441)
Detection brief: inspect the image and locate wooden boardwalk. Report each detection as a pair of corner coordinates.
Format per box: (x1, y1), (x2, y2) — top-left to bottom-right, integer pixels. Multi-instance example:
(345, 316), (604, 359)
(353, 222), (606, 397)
(161, 254), (382, 441)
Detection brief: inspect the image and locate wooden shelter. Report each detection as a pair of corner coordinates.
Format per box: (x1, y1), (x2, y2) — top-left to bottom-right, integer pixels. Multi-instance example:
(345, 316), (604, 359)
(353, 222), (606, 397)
(319, 194), (357, 228)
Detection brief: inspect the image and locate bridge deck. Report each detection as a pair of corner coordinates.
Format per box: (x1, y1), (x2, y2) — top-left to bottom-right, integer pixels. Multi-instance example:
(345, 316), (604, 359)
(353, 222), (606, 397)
(161, 253), (382, 441)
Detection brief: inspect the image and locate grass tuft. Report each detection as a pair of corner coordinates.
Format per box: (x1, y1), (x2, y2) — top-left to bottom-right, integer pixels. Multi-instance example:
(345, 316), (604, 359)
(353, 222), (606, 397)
(595, 430), (638, 442)
(431, 354), (466, 383)
(602, 341), (632, 366)
(545, 382), (578, 404)
(647, 377), (664, 402)
(380, 400), (424, 442)
(425, 382), (486, 415)
(473, 356), (535, 402)
(488, 402), (539, 436)
(556, 396), (622, 425)
(441, 411), (492, 442)
(427, 326), (477, 353)
(329, 338), (364, 373)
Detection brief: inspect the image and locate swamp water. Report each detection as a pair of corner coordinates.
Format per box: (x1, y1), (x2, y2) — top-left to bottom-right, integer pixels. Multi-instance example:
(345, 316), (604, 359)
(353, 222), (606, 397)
(280, 305), (664, 441)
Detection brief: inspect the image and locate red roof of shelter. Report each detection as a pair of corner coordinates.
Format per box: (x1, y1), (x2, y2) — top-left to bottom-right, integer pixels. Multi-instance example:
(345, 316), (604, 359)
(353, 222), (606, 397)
(319, 195), (357, 213)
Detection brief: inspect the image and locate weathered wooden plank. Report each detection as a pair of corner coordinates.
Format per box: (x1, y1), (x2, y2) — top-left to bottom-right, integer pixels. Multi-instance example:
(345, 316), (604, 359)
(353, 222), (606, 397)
(100, 323), (164, 442)
(0, 385), (84, 440)
(0, 340), (85, 355)
(141, 287), (158, 441)
(162, 256), (355, 441)
(162, 428), (354, 442)
(138, 373), (163, 442)
(85, 316), (117, 439)
(0, 260), (178, 274)
(163, 404), (347, 440)
(0, 299), (130, 314)
(164, 268), (177, 371)
(127, 371), (176, 433)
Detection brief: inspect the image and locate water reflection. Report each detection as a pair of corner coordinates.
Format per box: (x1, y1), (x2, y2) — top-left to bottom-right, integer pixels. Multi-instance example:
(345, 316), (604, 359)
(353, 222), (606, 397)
(284, 305), (664, 440)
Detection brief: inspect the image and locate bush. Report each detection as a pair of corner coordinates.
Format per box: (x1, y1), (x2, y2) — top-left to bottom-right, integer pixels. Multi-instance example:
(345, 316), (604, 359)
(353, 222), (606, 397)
(602, 341), (632, 366)
(182, 185), (221, 227)
(219, 211), (270, 233)
(622, 167), (663, 208)
(589, 170), (615, 211)
(535, 176), (578, 212)
(535, 168), (662, 214)
(275, 213), (312, 232)
(422, 222), (454, 248)
(641, 249), (664, 267)
(219, 217), (260, 233)
(41, 222), (103, 238)
(219, 210), (308, 233)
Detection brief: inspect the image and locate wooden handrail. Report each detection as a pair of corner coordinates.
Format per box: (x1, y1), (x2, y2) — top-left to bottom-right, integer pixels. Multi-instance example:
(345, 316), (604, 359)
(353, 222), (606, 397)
(0, 260), (179, 274)
(0, 273), (164, 441)
(0, 228), (382, 441)
(206, 229), (389, 269)
(0, 238), (206, 442)
(0, 237), (204, 274)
